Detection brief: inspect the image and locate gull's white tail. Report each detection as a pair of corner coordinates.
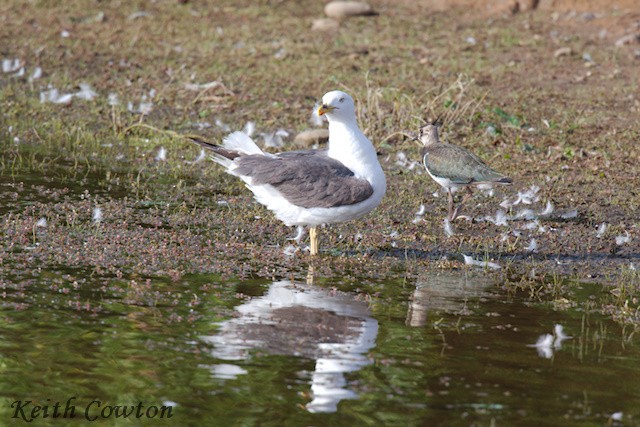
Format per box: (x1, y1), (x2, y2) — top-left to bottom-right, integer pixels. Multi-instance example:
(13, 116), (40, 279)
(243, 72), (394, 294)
(223, 131), (265, 156)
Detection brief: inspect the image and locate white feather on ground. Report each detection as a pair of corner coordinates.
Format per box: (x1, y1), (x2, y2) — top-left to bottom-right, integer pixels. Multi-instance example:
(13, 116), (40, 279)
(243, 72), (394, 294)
(463, 254), (501, 270)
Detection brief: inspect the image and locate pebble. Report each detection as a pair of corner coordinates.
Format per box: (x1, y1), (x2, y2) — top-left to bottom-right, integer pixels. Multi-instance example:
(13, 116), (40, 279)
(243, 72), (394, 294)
(324, 1), (376, 20)
(311, 18), (340, 32)
(294, 129), (329, 147)
(614, 33), (640, 48)
(553, 47), (572, 58)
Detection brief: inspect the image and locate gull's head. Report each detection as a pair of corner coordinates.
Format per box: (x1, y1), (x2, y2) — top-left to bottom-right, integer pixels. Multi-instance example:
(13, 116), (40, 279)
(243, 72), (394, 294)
(418, 123), (440, 147)
(317, 90), (356, 123)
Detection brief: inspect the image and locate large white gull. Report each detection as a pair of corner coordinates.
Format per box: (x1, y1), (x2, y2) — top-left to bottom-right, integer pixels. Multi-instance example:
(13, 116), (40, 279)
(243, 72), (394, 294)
(190, 90), (386, 255)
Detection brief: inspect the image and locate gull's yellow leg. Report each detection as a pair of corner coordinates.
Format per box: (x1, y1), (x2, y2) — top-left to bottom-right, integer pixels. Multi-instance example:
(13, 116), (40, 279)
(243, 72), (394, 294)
(309, 226), (319, 256)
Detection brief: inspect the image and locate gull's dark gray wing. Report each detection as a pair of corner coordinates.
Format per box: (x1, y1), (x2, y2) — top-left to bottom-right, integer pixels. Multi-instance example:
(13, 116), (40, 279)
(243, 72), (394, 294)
(233, 150), (374, 208)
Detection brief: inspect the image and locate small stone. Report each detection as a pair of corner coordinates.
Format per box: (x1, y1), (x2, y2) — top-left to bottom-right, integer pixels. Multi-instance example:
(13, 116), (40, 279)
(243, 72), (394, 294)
(294, 129), (329, 147)
(615, 33), (640, 48)
(553, 47), (572, 58)
(324, 1), (376, 20)
(311, 18), (339, 32)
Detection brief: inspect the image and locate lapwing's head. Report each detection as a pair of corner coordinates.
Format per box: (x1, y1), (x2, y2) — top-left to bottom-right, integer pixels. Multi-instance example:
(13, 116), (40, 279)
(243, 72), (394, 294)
(418, 123), (440, 147)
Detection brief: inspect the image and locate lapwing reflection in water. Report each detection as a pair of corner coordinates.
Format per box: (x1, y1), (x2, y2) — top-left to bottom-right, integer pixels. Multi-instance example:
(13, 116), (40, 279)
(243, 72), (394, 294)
(406, 271), (494, 327)
(202, 278), (378, 413)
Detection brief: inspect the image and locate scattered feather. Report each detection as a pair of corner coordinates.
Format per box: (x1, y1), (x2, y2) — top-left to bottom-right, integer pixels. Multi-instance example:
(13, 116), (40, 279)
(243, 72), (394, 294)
(185, 80), (226, 91)
(188, 148), (206, 164)
(156, 146), (167, 161)
(60, 30), (70, 38)
(477, 185), (495, 197)
(463, 254), (501, 270)
(495, 210), (508, 226)
(92, 207), (103, 223)
(485, 210), (508, 226)
(502, 185), (542, 209)
(128, 11), (150, 20)
(517, 185), (540, 205)
(395, 151), (421, 171)
(75, 83), (97, 100)
(215, 118), (230, 132)
(54, 93), (74, 104)
(2, 58), (21, 73)
(596, 222), (607, 238)
(289, 226), (305, 244)
(127, 90), (155, 114)
(559, 209), (578, 219)
(36, 218), (47, 228)
(615, 231), (631, 246)
(40, 87), (74, 104)
(107, 93), (120, 106)
(28, 67), (42, 81)
(273, 47), (286, 60)
(526, 238), (538, 252)
(412, 204), (426, 224)
(513, 208), (536, 220)
(310, 103), (327, 126)
(139, 101), (153, 115)
(243, 121), (256, 137)
(499, 197), (512, 210)
(12, 67), (25, 77)
(539, 200), (554, 216)
(443, 218), (454, 237)
(261, 129), (289, 148)
(282, 244), (298, 257)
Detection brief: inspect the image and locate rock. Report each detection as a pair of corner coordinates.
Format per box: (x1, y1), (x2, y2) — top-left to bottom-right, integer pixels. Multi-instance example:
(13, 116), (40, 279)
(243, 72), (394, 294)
(615, 33), (640, 48)
(553, 47), (572, 58)
(311, 18), (340, 32)
(294, 129), (330, 147)
(324, 1), (376, 20)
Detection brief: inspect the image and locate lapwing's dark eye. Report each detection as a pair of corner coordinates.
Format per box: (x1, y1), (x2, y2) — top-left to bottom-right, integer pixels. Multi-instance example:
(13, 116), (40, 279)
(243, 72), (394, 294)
(339, 97), (345, 103)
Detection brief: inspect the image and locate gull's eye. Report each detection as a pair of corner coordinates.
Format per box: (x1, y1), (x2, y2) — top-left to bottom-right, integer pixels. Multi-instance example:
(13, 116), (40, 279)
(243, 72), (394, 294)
(339, 97), (345, 103)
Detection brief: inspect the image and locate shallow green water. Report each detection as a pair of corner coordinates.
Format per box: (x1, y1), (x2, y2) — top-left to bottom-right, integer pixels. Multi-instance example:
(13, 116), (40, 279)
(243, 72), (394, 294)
(0, 162), (637, 426)
(0, 268), (638, 426)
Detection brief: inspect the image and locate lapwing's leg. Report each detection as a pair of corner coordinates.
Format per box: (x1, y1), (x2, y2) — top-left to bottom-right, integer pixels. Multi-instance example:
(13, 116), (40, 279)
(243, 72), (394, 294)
(451, 187), (474, 221)
(309, 226), (319, 256)
(447, 190), (456, 221)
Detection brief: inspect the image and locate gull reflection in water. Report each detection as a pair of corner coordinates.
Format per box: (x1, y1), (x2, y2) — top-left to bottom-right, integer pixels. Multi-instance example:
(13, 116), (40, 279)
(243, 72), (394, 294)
(202, 279), (378, 413)
(406, 271), (494, 327)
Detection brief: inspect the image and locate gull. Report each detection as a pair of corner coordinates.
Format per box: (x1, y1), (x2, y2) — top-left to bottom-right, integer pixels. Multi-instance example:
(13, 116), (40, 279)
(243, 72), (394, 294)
(189, 90), (386, 255)
(419, 122), (512, 221)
